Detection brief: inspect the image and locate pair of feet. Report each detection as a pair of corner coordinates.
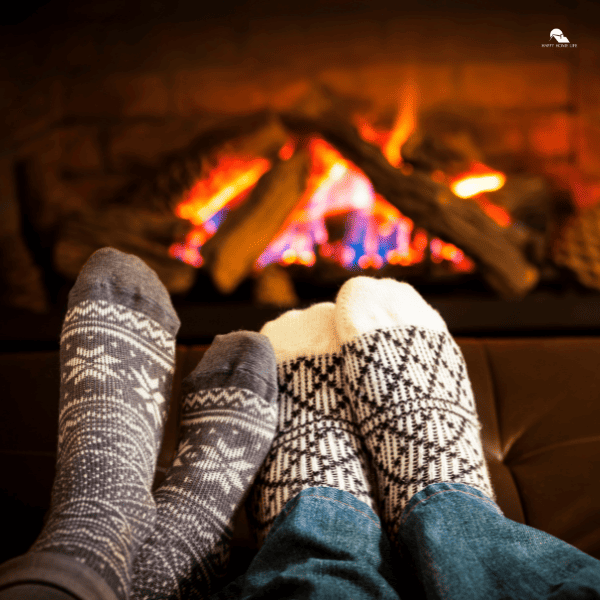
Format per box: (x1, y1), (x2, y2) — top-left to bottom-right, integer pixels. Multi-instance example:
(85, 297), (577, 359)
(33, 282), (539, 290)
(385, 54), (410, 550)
(250, 280), (495, 546)
(27, 248), (494, 600)
(28, 249), (279, 600)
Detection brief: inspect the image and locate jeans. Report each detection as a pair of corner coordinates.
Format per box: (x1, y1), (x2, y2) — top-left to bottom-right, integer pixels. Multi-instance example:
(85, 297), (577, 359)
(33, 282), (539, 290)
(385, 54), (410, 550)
(2, 483), (600, 599)
(214, 483), (600, 600)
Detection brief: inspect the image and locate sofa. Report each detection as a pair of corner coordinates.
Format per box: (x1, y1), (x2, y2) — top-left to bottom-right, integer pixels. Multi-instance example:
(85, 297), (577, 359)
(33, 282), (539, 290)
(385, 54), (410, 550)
(1, 336), (600, 577)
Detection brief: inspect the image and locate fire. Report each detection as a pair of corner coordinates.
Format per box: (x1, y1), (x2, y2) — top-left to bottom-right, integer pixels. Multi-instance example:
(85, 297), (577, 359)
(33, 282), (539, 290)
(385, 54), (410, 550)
(169, 155), (271, 266)
(384, 80), (418, 167)
(255, 139), (357, 270)
(450, 162), (510, 227)
(256, 139), (470, 273)
(175, 157), (271, 225)
(451, 162), (506, 199)
(170, 89), (509, 278)
(356, 80), (417, 167)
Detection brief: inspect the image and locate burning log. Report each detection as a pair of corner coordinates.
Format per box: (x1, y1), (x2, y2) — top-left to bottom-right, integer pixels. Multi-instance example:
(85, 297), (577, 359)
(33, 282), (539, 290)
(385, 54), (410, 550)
(202, 150), (311, 294)
(487, 175), (562, 266)
(401, 129), (482, 176)
(114, 113), (290, 212)
(281, 110), (539, 299)
(54, 205), (196, 294)
(254, 263), (300, 308)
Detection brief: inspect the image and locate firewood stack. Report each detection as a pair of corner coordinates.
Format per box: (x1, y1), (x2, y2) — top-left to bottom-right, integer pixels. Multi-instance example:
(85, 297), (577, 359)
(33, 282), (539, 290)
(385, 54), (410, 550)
(50, 86), (574, 305)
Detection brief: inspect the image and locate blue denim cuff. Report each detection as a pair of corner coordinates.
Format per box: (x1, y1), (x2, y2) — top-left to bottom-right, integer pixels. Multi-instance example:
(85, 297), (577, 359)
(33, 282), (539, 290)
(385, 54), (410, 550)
(399, 482), (503, 529)
(268, 486), (383, 540)
(214, 486), (401, 600)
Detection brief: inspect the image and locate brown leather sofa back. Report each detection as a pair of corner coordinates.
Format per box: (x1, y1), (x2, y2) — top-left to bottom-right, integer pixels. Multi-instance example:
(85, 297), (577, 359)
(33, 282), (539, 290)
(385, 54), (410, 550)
(1, 337), (600, 566)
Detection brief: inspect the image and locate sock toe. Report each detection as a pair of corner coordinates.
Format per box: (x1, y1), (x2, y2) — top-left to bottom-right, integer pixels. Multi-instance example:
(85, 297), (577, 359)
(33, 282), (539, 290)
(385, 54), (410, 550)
(335, 277), (447, 342)
(183, 331), (278, 403)
(68, 247), (180, 336)
(260, 302), (340, 361)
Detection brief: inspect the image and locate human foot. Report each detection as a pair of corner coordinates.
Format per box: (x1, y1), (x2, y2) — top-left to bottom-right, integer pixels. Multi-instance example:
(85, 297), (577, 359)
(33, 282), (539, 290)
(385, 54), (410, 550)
(248, 303), (377, 544)
(335, 277), (494, 544)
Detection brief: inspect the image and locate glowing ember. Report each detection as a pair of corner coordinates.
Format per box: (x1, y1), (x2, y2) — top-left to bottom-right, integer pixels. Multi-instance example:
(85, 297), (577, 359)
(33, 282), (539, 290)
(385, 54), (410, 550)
(478, 199), (512, 228)
(278, 139), (296, 161)
(430, 238), (475, 272)
(451, 162), (506, 199)
(449, 162), (510, 228)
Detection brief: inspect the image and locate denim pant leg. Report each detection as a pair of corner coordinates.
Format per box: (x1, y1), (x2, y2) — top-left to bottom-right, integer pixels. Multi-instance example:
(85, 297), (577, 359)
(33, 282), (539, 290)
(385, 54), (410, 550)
(397, 482), (600, 600)
(213, 487), (401, 600)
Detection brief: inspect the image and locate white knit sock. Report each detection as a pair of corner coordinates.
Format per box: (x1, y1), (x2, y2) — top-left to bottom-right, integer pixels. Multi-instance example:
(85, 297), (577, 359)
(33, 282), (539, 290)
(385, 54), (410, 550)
(248, 303), (377, 544)
(335, 277), (495, 544)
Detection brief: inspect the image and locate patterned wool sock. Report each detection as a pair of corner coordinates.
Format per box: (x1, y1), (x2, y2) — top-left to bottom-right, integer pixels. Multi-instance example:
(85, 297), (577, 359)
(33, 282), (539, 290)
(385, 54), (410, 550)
(130, 331), (278, 600)
(335, 277), (495, 544)
(248, 303), (377, 545)
(29, 248), (180, 599)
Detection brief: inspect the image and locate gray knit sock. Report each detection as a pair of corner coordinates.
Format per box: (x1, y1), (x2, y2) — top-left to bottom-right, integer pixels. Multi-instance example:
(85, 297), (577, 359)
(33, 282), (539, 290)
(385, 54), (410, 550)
(29, 247), (180, 600)
(130, 332), (278, 600)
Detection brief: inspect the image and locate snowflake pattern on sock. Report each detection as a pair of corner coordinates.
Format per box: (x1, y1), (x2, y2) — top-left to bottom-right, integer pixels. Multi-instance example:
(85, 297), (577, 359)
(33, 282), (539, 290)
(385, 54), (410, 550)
(341, 325), (495, 543)
(131, 386), (277, 600)
(31, 298), (177, 599)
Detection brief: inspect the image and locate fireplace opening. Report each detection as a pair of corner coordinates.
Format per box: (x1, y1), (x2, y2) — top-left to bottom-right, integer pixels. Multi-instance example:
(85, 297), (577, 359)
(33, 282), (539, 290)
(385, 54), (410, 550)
(2, 0), (600, 344)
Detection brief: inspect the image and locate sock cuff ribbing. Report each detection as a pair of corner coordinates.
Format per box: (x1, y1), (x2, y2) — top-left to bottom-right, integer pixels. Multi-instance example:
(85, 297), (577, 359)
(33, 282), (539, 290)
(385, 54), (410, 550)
(0, 552), (119, 600)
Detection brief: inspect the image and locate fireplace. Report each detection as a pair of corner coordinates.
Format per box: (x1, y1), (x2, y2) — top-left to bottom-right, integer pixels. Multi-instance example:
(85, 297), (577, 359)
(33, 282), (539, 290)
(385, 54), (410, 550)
(2, 0), (600, 344)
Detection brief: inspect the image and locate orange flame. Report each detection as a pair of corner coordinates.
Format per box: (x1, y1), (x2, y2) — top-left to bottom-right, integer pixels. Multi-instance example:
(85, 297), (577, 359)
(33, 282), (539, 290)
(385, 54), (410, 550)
(356, 80), (417, 167)
(383, 80), (417, 167)
(170, 155), (271, 266)
(282, 139), (357, 226)
(256, 139), (361, 269)
(176, 157), (271, 226)
(254, 138), (481, 273)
